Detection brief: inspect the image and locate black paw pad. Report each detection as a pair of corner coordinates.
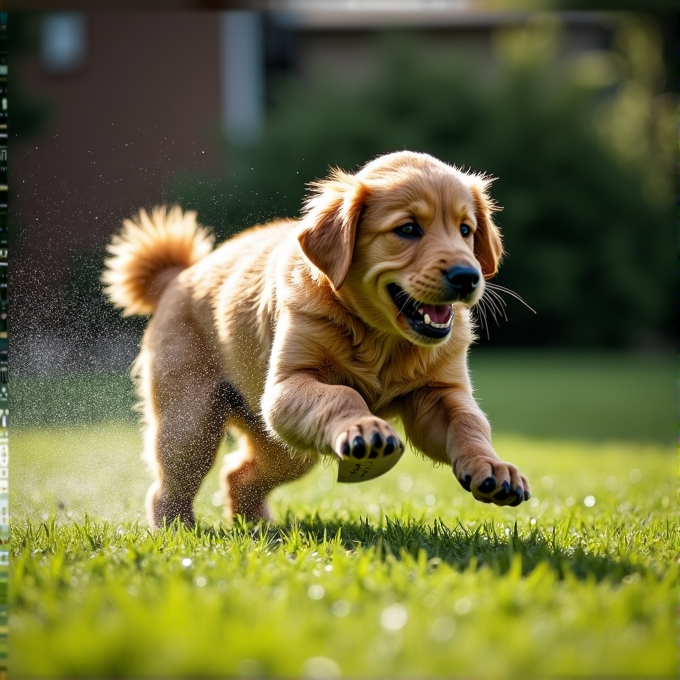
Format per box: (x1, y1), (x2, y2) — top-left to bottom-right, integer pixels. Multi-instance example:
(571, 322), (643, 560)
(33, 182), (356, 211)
(369, 432), (383, 458)
(478, 476), (496, 494)
(384, 436), (398, 456)
(351, 436), (366, 459)
(340, 440), (350, 458)
(459, 474), (472, 491)
(524, 489), (531, 501)
(509, 496), (522, 507)
(493, 481), (511, 501)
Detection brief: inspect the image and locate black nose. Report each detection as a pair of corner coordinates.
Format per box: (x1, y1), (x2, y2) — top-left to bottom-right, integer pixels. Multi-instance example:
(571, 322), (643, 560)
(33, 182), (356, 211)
(444, 266), (481, 298)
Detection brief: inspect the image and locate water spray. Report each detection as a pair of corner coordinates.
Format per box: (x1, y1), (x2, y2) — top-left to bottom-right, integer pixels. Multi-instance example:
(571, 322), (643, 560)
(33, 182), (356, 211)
(0, 11), (9, 674)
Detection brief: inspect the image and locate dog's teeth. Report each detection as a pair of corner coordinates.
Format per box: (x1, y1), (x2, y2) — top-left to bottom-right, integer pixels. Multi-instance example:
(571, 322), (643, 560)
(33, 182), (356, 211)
(422, 314), (454, 330)
(418, 307), (424, 316)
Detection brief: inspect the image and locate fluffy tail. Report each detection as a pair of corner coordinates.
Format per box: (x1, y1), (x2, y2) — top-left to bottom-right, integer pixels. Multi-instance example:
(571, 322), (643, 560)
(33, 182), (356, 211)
(102, 206), (214, 316)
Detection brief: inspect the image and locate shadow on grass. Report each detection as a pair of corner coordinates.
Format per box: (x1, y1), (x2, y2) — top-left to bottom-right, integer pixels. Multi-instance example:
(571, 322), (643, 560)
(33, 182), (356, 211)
(200, 513), (653, 584)
(15, 513), (657, 586)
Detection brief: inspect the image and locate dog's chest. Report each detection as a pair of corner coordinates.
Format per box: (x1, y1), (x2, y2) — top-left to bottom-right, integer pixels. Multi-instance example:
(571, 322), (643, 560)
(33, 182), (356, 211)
(342, 342), (431, 413)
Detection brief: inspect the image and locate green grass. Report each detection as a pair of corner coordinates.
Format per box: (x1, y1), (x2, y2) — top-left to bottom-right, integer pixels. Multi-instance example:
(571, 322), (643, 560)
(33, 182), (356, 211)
(12, 350), (675, 441)
(470, 350), (675, 443)
(10, 352), (678, 678)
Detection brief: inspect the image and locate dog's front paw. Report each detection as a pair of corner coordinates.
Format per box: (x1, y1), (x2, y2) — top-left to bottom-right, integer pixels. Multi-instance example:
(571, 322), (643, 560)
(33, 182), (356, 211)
(454, 456), (531, 507)
(334, 417), (404, 461)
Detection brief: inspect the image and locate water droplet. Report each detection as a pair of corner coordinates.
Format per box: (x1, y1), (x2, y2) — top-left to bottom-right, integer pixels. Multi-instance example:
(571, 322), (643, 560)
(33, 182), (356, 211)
(381, 603), (408, 631)
(431, 615), (456, 641)
(236, 659), (263, 677)
(317, 474), (333, 491)
(331, 599), (350, 617)
(301, 657), (340, 679)
(307, 585), (325, 600)
(629, 469), (642, 484)
(397, 474), (413, 492)
(454, 598), (472, 615)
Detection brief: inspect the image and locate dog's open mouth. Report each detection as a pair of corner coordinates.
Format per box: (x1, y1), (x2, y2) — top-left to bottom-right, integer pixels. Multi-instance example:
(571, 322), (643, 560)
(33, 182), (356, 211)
(387, 283), (453, 339)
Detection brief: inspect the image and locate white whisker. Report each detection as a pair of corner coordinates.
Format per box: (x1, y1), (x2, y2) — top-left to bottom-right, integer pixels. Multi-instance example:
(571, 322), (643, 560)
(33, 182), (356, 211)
(483, 289), (509, 322)
(486, 283), (536, 314)
(475, 299), (491, 340)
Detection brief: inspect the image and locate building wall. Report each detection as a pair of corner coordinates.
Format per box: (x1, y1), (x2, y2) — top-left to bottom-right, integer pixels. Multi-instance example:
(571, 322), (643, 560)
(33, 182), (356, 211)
(11, 12), (222, 343)
(12, 12), (222, 259)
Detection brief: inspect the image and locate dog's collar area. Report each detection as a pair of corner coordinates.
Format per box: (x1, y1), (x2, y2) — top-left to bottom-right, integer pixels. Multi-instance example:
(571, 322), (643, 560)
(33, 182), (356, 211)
(387, 283), (453, 339)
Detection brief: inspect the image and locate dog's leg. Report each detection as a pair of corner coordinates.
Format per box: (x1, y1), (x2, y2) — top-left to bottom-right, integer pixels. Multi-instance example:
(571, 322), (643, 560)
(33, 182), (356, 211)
(138, 327), (228, 530)
(261, 315), (404, 464)
(263, 372), (404, 462)
(220, 421), (317, 522)
(401, 386), (530, 506)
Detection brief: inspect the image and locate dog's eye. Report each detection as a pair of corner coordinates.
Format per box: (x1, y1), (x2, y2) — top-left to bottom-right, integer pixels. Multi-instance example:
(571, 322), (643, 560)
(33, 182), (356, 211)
(394, 223), (422, 239)
(460, 224), (472, 238)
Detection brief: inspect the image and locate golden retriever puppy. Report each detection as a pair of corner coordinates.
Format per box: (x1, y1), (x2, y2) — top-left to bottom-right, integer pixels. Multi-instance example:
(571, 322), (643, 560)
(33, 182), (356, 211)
(103, 150), (530, 529)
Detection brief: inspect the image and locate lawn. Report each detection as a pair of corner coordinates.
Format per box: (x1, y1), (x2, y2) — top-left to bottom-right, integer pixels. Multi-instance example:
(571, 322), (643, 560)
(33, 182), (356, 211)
(10, 351), (677, 678)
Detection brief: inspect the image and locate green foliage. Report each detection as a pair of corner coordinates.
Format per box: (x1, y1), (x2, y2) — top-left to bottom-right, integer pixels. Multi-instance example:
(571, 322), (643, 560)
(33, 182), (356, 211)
(167, 23), (674, 347)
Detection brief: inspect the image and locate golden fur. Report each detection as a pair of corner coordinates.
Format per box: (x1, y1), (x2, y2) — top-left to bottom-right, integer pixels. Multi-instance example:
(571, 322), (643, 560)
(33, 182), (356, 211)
(103, 151), (530, 528)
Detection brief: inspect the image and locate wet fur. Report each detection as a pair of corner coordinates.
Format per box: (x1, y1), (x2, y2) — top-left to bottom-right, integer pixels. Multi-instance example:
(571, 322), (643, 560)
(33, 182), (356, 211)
(103, 151), (529, 528)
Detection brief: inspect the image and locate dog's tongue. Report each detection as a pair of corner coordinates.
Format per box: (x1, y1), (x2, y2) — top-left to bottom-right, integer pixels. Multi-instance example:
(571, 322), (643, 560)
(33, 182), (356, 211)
(422, 304), (452, 324)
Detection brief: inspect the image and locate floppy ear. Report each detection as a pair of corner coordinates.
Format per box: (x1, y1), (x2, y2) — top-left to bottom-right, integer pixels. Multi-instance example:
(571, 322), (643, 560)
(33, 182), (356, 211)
(469, 178), (504, 279)
(297, 169), (367, 291)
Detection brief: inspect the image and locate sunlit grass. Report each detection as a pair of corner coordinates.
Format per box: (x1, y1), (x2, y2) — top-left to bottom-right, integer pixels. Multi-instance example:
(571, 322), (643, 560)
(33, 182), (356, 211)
(11, 420), (677, 678)
(10, 352), (676, 677)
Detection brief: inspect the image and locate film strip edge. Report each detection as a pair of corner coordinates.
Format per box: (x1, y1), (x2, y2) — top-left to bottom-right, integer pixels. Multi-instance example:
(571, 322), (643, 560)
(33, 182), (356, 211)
(0, 10), (8, 678)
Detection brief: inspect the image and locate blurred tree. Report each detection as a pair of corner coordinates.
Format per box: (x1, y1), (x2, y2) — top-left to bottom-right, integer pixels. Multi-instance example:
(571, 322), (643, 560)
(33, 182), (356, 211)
(165, 16), (674, 348)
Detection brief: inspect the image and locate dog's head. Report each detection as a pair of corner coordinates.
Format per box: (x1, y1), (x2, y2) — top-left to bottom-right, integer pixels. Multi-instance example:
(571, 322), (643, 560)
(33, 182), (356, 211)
(298, 151), (503, 346)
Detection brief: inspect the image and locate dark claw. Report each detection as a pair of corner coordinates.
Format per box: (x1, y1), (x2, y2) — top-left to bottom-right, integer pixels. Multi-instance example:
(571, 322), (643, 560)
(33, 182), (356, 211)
(493, 481), (511, 501)
(351, 436), (366, 459)
(524, 489), (531, 501)
(384, 436), (398, 456)
(459, 474), (472, 491)
(340, 440), (350, 458)
(515, 485), (523, 498)
(478, 476), (496, 494)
